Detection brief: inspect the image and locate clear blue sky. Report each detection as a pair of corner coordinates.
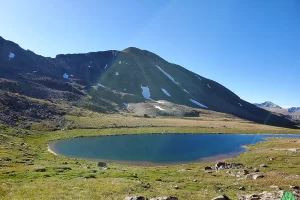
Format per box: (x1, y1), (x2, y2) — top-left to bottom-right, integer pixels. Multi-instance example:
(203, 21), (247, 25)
(1, 0), (299, 107)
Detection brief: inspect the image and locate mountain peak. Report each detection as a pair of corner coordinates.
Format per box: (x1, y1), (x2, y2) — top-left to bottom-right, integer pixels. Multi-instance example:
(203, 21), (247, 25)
(288, 107), (300, 113)
(255, 101), (281, 109)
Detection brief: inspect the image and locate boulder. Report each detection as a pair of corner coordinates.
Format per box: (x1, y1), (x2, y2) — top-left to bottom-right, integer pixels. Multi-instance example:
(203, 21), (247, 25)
(84, 174), (96, 179)
(204, 166), (212, 170)
(97, 162), (107, 167)
(215, 162), (226, 169)
(290, 185), (299, 190)
(252, 174), (264, 180)
(212, 195), (230, 200)
(242, 170), (249, 175)
(150, 197), (178, 200)
(270, 185), (281, 190)
(124, 197), (146, 200)
(253, 168), (259, 172)
(33, 168), (46, 172)
(259, 164), (267, 168)
(238, 186), (245, 191)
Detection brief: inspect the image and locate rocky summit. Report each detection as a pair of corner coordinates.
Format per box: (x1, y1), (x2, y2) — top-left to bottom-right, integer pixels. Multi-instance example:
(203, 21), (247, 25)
(0, 36), (299, 128)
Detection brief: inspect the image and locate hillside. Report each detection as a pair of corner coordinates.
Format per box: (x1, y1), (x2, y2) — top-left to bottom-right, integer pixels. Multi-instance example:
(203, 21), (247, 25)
(0, 36), (298, 128)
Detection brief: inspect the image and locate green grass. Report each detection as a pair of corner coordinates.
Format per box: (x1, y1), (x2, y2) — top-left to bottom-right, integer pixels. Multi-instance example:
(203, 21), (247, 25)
(1, 114), (300, 200)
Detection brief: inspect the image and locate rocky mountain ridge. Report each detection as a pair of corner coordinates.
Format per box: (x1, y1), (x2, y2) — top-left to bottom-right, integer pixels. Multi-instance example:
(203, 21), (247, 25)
(0, 36), (298, 128)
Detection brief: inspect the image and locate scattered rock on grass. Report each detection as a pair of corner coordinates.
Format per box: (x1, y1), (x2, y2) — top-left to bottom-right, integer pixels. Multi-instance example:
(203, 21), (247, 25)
(252, 174), (264, 180)
(204, 166), (212, 170)
(238, 186), (245, 191)
(270, 185), (281, 190)
(97, 162), (107, 167)
(124, 197), (146, 200)
(253, 168), (259, 172)
(259, 164), (268, 168)
(290, 185), (299, 190)
(84, 174), (96, 179)
(211, 194), (230, 200)
(150, 197), (178, 200)
(33, 168), (46, 172)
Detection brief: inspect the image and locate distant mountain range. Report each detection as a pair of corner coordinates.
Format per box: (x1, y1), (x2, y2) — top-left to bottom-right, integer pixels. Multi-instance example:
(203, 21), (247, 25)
(254, 101), (300, 122)
(0, 35), (298, 128)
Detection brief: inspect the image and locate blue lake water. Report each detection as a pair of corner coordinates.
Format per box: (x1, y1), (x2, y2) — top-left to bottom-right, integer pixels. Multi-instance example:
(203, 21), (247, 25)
(48, 133), (300, 165)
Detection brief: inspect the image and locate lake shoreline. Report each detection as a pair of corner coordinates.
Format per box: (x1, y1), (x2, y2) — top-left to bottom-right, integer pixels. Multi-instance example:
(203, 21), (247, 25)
(47, 133), (300, 167)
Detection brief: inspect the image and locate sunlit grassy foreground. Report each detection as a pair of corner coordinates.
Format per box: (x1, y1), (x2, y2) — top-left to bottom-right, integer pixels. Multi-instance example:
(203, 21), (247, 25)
(0, 114), (300, 200)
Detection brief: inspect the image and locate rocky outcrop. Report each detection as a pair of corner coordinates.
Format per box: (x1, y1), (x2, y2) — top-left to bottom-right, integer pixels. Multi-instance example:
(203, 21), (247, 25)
(214, 162), (244, 170)
(239, 190), (300, 200)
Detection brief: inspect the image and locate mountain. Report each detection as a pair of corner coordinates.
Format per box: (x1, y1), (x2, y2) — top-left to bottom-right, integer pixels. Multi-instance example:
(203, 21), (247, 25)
(0, 36), (298, 128)
(254, 101), (282, 109)
(254, 102), (300, 122)
(288, 107), (300, 113)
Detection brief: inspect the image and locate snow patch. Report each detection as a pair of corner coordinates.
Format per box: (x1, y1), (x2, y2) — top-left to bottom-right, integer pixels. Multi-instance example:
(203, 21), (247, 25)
(156, 65), (179, 85)
(88, 65), (91, 68)
(195, 75), (202, 81)
(238, 103), (243, 107)
(70, 74), (74, 77)
(207, 84), (211, 89)
(124, 88), (126, 91)
(33, 71), (37, 73)
(123, 103), (128, 107)
(157, 100), (165, 104)
(9, 52), (15, 59)
(161, 88), (171, 96)
(104, 64), (108, 69)
(183, 89), (190, 94)
(141, 85), (152, 100)
(63, 73), (69, 79)
(119, 61), (121, 64)
(116, 72), (119, 76)
(190, 99), (208, 108)
(154, 105), (165, 111)
(97, 83), (105, 88)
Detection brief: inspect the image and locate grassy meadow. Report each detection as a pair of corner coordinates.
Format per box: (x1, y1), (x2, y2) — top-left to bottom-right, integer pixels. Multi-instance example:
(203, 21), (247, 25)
(1, 113), (300, 200)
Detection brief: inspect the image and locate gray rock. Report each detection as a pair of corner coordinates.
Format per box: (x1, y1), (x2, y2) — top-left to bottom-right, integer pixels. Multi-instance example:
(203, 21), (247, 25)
(33, 168), (46, 172)
(211, 195), (230, 200)
(270, 185), (281, 190)
(238, 186), (245, 191)
(259, 164), (267, 168)
(243, 170), (249, 175)
(215, 162), (226, 170)
(239, 191), (285, 200)
(253, 168), (259, 172)
(84, 174), (96, 179)
(124, 197), (146, 200)
(252, 174), (264, 180)
(97, 162), (107, 167)
(290, 185), (299, 190)
(150, 197), (178, 200)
